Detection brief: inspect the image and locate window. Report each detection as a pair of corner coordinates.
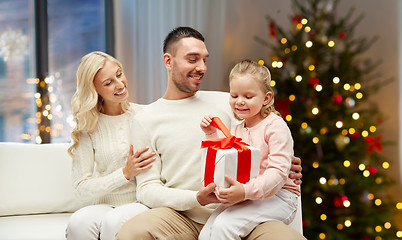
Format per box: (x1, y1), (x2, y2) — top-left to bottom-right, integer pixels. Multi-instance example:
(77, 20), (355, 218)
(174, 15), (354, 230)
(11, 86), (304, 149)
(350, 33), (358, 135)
(0, 0), (107, 143)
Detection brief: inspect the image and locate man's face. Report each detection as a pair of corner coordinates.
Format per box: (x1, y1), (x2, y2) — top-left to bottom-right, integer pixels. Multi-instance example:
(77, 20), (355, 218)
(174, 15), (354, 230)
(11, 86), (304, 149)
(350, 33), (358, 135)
(169, 37), (209, 95)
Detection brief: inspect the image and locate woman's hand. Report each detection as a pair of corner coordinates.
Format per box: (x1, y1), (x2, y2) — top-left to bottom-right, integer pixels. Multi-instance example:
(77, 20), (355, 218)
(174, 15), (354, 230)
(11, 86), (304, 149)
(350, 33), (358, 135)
(215, 175), (245, 206)
(289, 156), (302, 185)
(123, 145), (156, 180)
(200, 115), (217, 135)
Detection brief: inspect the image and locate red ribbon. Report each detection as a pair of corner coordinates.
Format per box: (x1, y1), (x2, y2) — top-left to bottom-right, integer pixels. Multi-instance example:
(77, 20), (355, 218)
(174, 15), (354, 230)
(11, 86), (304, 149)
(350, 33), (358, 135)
(201, 117), (252, 186)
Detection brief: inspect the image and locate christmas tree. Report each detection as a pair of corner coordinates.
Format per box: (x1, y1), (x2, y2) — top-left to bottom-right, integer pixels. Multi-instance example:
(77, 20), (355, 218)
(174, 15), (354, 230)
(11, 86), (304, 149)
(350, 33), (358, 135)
(256, 0), (401, 239)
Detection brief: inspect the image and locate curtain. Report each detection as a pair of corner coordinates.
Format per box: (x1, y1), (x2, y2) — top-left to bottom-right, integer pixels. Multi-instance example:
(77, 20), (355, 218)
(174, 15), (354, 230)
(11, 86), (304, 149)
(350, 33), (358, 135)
(114, 0), (227, 104)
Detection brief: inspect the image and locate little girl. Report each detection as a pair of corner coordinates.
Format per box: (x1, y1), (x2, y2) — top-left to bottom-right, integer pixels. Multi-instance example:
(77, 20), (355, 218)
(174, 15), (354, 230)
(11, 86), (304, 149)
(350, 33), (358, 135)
(199, 60), (300, 240)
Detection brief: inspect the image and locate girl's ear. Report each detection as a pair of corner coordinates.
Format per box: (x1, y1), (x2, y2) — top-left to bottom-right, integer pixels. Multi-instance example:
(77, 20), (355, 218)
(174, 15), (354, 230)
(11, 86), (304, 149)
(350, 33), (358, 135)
(163, 53), (172, 69)
(264, 91), (273, 106)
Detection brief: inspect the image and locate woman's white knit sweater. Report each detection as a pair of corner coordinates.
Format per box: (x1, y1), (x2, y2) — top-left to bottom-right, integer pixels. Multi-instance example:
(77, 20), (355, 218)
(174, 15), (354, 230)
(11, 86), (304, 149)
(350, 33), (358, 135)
(71, 103), (142, 206)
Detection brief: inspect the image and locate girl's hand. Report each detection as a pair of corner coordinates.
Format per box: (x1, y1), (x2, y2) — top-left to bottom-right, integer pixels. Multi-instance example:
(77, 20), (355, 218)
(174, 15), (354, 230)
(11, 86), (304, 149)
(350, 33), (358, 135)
(123, 145), (156, 180)
(215, 175), (245, 206)
(200, 115), (217, 135)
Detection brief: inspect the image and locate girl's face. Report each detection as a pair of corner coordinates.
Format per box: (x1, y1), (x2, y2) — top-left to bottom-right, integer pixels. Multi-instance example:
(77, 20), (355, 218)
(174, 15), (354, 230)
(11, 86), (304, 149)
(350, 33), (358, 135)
(93, 60), (128, 111)
(229, 74), (272, 128)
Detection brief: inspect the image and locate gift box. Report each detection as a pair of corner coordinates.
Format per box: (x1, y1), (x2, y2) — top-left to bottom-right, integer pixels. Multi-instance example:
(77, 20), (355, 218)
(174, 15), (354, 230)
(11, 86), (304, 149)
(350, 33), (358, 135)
(201, 117), (260, 188)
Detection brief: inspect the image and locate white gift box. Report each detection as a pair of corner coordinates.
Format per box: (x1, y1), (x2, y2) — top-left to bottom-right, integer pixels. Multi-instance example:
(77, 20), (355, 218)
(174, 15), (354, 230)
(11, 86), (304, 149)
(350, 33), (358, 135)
(201, 146), (260, 188)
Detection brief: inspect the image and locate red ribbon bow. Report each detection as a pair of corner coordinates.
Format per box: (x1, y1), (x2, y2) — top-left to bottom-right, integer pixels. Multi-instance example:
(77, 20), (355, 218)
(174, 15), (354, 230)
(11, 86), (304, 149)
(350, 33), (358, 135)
(201, 117), (252, 186)
(365, 135), (383, 153)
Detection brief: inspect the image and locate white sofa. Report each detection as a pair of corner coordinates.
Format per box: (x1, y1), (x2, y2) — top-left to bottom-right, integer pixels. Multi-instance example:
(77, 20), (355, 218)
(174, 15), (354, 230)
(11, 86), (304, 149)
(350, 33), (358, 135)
(0, 142), (303, 240)
(0, 143), (89, 240)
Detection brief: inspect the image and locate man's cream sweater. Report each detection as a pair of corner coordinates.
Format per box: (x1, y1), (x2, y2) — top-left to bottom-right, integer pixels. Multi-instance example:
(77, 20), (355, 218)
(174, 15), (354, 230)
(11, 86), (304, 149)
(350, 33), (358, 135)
(132, 91), (235, 224)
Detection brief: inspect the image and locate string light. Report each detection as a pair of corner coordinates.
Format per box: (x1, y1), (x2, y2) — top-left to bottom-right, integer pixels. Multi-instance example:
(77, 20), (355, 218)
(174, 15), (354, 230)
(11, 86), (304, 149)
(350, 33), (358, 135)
(333, 77), (340, 84)
(343, 199), (351, 207)
(296, 23), (303, 29)
(272, 61), (283, 68)
(375, 199), (382, 206)
(354, 83), (361, 89)
(384, 222), (392, 229)
(289, 95), (296, 101)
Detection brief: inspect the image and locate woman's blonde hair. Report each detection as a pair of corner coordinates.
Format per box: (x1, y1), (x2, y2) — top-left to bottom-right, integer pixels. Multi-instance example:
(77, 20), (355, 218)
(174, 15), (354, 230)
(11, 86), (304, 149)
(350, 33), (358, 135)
(68, 51), (130, 157)
(229, 59), (280, 119)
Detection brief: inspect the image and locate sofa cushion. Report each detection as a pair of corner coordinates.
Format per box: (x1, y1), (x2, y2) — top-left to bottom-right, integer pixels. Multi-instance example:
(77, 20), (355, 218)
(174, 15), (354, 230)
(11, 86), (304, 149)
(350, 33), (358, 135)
(0, 143), (89, 217)
(0, 213), (72, 240)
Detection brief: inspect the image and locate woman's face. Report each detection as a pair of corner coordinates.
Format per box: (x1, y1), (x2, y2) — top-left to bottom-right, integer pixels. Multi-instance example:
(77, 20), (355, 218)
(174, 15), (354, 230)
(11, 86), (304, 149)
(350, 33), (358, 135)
(93, 60), (128, 107)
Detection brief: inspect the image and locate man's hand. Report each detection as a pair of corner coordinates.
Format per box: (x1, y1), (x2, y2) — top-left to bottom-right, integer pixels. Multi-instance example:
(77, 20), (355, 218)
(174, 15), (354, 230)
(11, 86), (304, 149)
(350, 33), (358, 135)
(215, 175), (245, 207)
(197, 183), (220, 206)
(290, 156), (302, 185)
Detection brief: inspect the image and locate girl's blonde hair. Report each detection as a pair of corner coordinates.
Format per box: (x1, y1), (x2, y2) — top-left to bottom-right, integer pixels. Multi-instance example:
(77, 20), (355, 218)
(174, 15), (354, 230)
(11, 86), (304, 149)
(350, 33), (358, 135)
(68, 51), (130, 157)
(229, 59), (280, 119)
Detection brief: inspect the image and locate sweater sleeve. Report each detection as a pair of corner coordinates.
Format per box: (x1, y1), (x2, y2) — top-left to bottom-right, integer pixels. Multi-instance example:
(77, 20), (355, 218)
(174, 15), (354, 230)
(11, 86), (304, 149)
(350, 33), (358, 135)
(243, 118), (293, 200)
(132, 119), (201, 211)
(71, 132), (129, 200)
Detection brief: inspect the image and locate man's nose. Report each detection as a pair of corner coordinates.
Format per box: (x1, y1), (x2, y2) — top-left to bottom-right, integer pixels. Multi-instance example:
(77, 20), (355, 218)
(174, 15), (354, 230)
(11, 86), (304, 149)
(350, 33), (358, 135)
(196, 61), (207, 72)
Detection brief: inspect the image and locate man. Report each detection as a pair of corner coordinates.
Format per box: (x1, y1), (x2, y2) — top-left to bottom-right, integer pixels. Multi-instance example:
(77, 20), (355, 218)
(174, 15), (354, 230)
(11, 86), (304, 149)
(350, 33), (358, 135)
(117, 27), (305, 240)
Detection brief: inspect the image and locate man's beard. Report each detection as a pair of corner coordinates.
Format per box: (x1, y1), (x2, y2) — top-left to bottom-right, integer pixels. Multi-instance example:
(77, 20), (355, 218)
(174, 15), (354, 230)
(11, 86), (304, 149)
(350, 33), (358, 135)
(172, 73), (200, 94)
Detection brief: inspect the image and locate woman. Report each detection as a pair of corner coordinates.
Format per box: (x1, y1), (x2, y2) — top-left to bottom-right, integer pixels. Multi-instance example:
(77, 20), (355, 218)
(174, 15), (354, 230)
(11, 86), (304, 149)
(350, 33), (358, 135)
(66, 51), (155, 240)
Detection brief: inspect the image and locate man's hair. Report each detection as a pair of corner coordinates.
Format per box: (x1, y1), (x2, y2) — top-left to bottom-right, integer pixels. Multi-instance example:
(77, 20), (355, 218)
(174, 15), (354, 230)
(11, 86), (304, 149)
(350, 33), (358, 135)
(163, 26), (205, 54)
